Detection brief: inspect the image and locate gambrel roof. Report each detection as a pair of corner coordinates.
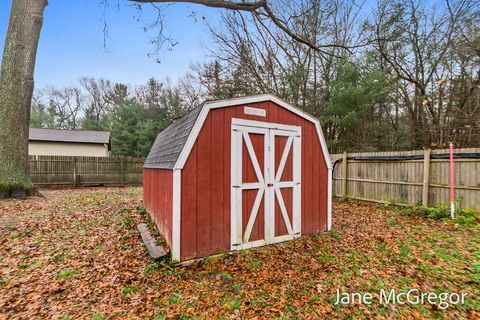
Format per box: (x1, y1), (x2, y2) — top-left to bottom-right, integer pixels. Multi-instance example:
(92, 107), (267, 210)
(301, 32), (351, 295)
(144, 104), (203, 169)
(144, 94), (331, 170)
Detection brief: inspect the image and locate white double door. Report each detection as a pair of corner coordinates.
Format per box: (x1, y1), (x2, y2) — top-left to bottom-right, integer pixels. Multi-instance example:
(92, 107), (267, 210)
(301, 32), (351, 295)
(231, 119), (301, 250)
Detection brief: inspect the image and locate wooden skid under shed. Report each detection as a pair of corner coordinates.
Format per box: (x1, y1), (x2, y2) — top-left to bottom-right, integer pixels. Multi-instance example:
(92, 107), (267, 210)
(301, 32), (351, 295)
(137, 223), (167, 259)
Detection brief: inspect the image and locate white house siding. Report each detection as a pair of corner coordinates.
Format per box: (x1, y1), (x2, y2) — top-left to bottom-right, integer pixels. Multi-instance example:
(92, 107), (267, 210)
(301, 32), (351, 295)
(28, 141), (110, 157)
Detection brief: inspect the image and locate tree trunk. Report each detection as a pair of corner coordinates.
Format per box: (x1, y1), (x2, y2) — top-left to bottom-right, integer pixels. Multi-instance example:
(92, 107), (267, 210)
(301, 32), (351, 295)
(0, 0), (47, 198)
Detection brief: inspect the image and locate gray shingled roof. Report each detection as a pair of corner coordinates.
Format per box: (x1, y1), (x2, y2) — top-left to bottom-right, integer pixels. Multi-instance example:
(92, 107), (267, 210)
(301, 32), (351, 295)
(29, 128), (111, 144)
(144, 104), (203, 169)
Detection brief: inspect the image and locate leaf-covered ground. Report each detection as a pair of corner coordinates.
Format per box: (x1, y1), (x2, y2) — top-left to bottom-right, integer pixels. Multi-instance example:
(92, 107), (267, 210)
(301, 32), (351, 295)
(0, 187), (478, 319)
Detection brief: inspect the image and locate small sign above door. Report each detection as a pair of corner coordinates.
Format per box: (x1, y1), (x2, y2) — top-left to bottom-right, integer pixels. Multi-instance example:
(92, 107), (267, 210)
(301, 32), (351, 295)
(244, 106), (266, 117)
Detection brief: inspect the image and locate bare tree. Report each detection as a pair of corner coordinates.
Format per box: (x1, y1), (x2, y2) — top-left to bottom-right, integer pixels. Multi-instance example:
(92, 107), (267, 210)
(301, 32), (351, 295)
(177, 70), (207, 109)
(203, 0), (365, 106)
(372, 0), (476, 148)
(80, 77), (113, 130)
(46, 87), (85, 130)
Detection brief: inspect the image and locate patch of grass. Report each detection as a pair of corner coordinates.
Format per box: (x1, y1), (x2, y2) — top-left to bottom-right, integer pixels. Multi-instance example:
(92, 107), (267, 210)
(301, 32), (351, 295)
(121, 286), (140, 295)
(373, 243), (392, 255)
(330, 230), (342, 240)
(433, 248), (455, 261)
(56, 268), (81, 279)
(317, 252), (334, 264)
(0, 277), (13, 286)
(118, 207), (131, 214)
(120, 213), (135, 230)
(471, 257), (480, 284)
(137, 206), (147, 216)
(91, 313), (107, 320)
(230, 284), (242, 292)
(398, 245), (411, 259)
(58, 315), (71, 320)
(8, 229), (30, 239)
(223, 296), (241, 312)
(245, 260), (261, 271)
(167, 292), (183, 305)
(19, 259), (41, 269)
(219, 271), (235, 281)
(52, 251), (76, 263)
(3, 222), (16, 231)
(143, 263), (160, 276)
(33, 235), (44, 243)
(387, 218), (397, 226)
(284, 304), (298, 316)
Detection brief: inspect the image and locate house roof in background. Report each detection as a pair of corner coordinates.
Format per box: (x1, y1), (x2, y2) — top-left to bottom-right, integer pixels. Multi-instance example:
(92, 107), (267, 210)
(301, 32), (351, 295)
(29, 128), (111, 144)
(144, 104), (203, 169)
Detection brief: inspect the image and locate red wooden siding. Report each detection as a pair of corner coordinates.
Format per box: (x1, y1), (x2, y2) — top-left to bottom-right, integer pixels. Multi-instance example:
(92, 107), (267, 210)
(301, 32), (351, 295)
(180, 101), (328, 261)
(143, 168), (173, 248)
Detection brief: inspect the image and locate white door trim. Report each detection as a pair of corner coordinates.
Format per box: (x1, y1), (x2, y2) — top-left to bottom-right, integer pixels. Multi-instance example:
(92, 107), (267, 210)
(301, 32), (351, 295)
(232, 118), (302, 132)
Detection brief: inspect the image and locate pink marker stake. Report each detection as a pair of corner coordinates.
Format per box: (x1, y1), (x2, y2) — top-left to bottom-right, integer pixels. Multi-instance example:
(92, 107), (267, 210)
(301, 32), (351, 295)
(449, 142), (455, 219)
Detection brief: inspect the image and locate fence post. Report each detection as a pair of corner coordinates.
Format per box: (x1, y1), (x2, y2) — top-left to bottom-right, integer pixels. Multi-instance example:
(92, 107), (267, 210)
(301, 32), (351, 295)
(422, 149), (431, 206)
(96, 157), (99, 184)
(342, 151), (348, 199)
(72, 156), (77, 187)
(121, 157), (125, 187)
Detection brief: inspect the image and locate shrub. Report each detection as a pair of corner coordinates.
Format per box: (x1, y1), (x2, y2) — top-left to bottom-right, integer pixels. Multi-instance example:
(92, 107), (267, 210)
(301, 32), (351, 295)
(404, 203), (478, 225)
(424, 205), (450, 219)
(455, 208), (479, 225)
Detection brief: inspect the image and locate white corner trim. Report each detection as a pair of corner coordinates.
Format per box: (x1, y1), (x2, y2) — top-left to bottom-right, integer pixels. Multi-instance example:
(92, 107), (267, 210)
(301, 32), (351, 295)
(174, 104), (210, 170)
(327, 167), (333, 231)
(174, 94), (331, 170)
(171, 169), (181, 262)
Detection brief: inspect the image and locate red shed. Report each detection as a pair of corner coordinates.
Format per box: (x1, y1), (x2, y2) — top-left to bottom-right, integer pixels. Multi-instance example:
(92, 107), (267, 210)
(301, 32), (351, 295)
(143, 94), (332, 262)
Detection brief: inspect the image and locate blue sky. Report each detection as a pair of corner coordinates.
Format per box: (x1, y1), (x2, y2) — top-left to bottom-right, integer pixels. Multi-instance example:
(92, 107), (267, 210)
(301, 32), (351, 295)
(0, 0), (219, 88)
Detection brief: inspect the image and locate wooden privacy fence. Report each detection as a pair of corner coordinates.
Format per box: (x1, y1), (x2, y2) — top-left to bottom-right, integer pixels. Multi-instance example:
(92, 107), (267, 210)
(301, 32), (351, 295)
(29, 155), (144, 186)
(331, 148), (480, 211)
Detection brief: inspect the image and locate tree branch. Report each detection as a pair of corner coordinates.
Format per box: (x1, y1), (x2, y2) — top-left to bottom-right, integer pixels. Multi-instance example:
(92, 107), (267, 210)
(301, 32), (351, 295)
(129, 0), (266, 11)
(130, 0), (355, 54)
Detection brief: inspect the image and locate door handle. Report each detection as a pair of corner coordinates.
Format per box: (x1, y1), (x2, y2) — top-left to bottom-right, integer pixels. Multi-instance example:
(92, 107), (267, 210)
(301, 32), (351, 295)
(267, 183), (273, 187)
